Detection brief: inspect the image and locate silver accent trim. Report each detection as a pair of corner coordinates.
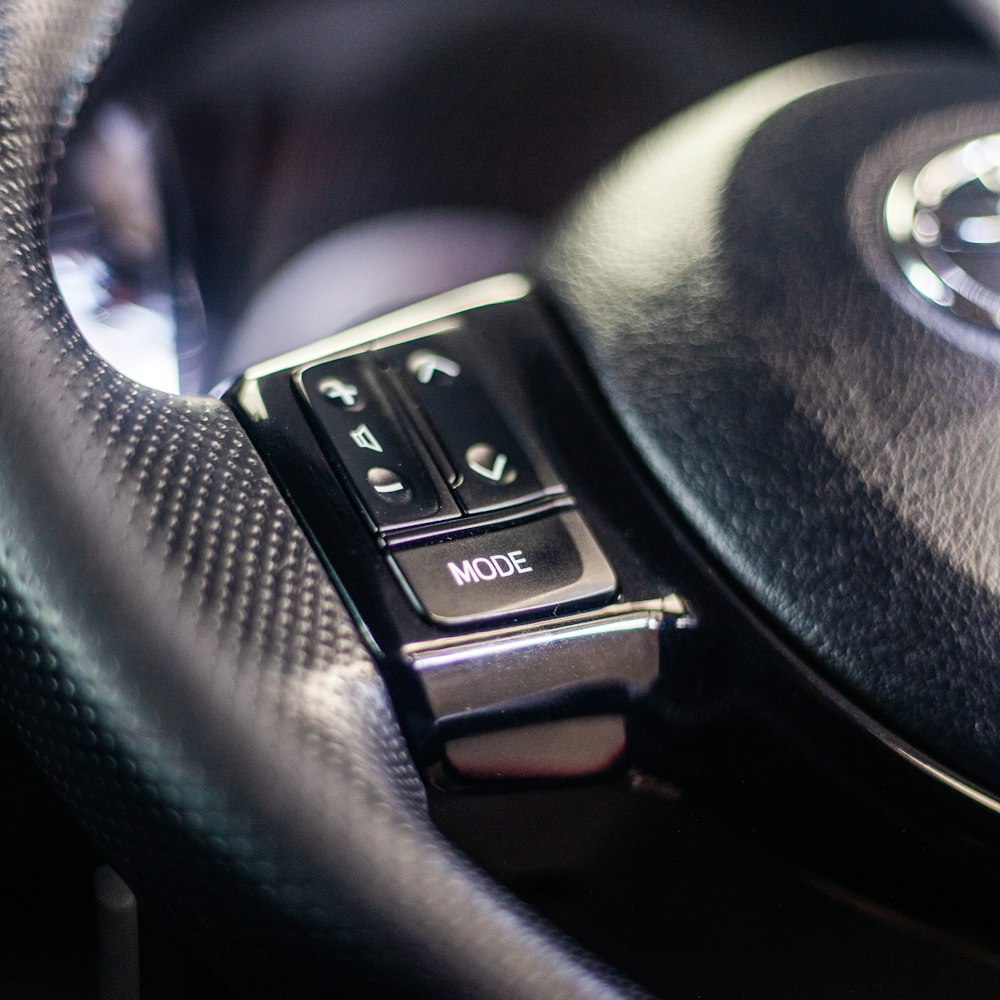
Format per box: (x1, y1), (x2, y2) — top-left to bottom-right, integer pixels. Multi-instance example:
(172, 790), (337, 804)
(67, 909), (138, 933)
(891, 746), (1000, 818)
(405, 596), (694, 724)
(242, 273), (532, 380)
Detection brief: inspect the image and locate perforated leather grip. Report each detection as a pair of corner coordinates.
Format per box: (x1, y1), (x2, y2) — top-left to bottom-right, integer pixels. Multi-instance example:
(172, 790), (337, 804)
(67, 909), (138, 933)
(0, 3), (641, 996)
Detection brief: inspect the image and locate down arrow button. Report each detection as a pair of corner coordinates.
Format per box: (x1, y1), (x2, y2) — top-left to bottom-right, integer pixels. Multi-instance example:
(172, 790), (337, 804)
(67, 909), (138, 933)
(466, 443), (517, 486)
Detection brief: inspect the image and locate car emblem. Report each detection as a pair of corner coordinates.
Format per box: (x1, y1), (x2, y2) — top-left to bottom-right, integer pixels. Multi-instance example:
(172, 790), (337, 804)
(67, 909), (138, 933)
(885, 133), (1000, 330)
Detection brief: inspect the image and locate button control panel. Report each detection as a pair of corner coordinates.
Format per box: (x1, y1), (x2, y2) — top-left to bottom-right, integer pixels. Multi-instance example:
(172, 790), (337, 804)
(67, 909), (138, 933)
(230, 278), (696, 783)
(294, 318), (613, 626)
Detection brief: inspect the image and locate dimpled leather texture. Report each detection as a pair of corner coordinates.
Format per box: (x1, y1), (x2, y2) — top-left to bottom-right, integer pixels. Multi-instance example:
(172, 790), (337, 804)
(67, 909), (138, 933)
(0, 2), (646, 996)
(543, 53), (1000, 796)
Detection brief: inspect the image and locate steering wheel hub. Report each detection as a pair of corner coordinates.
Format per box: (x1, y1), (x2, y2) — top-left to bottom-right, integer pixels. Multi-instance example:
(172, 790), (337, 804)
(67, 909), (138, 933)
(887, 131), (1000, 330)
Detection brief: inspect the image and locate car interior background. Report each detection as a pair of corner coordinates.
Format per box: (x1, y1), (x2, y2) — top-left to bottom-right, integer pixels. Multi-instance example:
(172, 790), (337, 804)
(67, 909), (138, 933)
(4, 0), (1000, 998)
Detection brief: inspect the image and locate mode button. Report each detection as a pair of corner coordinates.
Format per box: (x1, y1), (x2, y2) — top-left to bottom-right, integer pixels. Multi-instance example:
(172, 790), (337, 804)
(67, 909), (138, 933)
(390, 511), (617, 627)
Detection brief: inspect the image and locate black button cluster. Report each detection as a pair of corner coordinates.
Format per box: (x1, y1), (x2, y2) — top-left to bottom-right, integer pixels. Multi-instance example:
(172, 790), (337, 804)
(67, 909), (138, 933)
(298, 354), (460, 530)
(295, 324), (616, 626)
(381, 332), (553, 514)
(298, 328), (561, 532)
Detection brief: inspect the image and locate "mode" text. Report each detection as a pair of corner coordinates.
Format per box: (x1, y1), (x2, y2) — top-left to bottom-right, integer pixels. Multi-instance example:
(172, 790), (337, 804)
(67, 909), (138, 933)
(447, 550), (533, 586)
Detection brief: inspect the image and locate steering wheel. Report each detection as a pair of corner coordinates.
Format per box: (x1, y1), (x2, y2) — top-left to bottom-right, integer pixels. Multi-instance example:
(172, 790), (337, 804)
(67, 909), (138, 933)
(6, 1), (1000, 997)
(1, 2), (640, 996)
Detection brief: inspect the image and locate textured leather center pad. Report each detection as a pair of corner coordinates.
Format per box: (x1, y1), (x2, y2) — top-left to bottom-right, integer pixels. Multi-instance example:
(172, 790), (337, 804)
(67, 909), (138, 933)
(543, 53), (1000, 796)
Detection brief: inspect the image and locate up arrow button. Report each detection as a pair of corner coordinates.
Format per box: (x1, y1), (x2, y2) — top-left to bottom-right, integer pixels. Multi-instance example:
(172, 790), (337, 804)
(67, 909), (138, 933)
(408, 350), (462, 385)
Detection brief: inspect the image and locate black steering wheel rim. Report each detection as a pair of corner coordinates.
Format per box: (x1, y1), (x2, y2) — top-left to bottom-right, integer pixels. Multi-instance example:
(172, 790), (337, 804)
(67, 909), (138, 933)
(0, 2), (649, 997)
(11, 2), (1000, 997)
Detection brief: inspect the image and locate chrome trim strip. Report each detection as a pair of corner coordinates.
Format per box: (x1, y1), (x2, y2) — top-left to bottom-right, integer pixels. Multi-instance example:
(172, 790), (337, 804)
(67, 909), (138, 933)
(242, 273), (532, 380)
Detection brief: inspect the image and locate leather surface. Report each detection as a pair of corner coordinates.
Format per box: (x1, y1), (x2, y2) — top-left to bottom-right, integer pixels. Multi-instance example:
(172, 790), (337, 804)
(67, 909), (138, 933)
(543, 53), (1000, 795)
(0, 2), (644, 997)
